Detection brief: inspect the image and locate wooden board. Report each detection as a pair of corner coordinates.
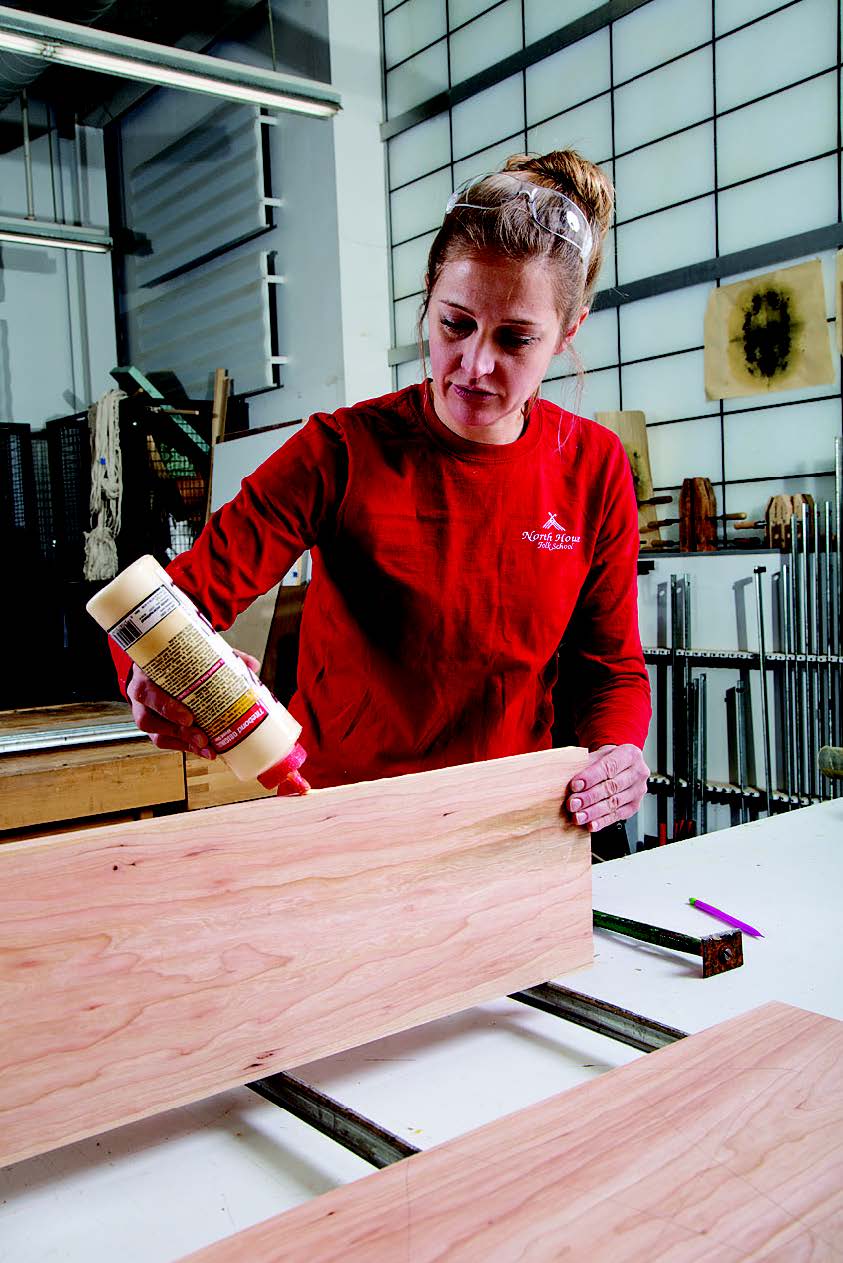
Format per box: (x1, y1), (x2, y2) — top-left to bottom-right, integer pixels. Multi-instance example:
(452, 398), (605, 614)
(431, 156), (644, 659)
(0, 740), (184, 833)
(184, 1002), (843, 1262)
(0, 747), (590, 1168)
(594, 410), (659, 543)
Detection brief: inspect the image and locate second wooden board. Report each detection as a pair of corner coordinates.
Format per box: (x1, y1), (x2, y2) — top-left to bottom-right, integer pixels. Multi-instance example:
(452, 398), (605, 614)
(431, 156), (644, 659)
(0, 747), (590, 1167)
(185, 1001), (843, 1261)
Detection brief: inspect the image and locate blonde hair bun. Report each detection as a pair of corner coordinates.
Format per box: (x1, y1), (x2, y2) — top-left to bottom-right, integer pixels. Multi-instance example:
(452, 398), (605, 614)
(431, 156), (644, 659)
(502, 150), (614, 239)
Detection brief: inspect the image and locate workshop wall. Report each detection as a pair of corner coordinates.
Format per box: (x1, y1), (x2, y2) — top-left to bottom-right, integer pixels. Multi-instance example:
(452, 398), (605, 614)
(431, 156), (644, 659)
(0, 113), (117, 427)
(383, 0), (843, 529)
(114, 0), (348, 429)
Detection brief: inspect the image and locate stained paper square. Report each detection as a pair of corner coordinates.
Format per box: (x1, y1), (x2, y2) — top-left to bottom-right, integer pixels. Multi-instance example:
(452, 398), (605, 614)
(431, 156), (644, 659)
(704, 260), (835, 400)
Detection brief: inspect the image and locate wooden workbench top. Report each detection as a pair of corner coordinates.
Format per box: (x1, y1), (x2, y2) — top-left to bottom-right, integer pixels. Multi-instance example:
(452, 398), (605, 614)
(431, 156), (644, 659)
(0, 700), (131, 734)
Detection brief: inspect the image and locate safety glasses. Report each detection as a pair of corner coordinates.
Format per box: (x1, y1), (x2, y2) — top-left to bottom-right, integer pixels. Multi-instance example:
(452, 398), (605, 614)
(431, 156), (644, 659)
(445, 172), (593, 263)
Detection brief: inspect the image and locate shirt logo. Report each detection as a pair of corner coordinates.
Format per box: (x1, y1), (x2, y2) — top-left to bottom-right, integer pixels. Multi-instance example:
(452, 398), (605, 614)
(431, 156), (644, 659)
(522, 512), (582, 552)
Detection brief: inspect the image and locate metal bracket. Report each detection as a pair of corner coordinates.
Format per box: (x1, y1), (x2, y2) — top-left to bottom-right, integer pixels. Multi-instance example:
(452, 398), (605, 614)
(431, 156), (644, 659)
(593, 909), (743, 978)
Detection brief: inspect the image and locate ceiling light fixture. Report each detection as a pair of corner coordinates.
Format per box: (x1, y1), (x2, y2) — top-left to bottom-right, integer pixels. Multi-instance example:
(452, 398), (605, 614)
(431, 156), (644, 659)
(0, 6), (341, 117)
(0, 215), (112, 253)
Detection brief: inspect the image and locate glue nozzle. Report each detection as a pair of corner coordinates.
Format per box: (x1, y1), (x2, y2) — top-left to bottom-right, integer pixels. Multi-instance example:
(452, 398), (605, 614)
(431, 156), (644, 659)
(257, 741), (309, 792)
(285, 769), (311, 794)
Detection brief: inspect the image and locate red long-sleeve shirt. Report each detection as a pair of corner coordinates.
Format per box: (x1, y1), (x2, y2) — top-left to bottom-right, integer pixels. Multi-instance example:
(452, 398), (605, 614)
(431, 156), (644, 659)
(113, 383), (650, 787)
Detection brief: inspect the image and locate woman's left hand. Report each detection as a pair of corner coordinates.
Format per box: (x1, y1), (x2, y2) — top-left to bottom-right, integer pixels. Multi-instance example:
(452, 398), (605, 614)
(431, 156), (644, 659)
(566, 744), (649, 832)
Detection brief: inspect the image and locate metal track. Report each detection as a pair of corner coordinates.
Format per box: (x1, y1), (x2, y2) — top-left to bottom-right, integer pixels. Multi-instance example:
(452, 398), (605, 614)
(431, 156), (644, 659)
(0, 721), (141, 755)
(510, 983), (687, 1053)
(248, 1073), (420, 1169)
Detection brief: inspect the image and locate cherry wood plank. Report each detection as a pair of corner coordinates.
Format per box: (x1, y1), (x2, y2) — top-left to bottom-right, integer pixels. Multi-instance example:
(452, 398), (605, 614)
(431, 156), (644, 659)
(184, 1002), (843, 1262)
(0, 747), (590, 1168)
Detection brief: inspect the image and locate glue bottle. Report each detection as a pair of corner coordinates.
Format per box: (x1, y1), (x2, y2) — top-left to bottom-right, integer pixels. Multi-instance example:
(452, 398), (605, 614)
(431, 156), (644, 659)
(86, 555), (309, 793)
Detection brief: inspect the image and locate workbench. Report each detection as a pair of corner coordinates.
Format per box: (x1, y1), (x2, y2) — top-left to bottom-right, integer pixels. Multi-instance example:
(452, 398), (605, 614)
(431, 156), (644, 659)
(0, 703), (274, 836)
(2, 799), (839, 1262)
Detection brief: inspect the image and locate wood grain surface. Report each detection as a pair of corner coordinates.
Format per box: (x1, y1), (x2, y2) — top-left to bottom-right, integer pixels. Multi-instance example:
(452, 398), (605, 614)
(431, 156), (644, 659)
(184, 1002), (843, 1262)
(0, 747), (590, 1167)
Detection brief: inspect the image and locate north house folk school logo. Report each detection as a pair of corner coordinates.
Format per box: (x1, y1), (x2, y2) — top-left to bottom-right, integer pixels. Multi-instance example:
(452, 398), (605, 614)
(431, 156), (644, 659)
(522, 512), (582, 551)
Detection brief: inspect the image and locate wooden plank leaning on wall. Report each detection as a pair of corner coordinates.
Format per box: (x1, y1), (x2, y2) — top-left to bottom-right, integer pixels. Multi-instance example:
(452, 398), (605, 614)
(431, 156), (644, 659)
(184, 1001), (843, 1263)
(0, 747), (591, 1168)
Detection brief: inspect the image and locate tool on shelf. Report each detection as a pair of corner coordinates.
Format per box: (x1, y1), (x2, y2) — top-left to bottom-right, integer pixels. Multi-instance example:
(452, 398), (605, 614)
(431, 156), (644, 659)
(819, 746), (843, 779)
(733, 493), (817, 549)
(679, 477), (718, 551)
(642, 431), (842, 832)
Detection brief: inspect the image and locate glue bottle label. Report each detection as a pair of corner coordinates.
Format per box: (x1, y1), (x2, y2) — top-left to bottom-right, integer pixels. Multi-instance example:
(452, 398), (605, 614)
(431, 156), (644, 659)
(110, 586), (179, 650)
(109, 582), (270, 754)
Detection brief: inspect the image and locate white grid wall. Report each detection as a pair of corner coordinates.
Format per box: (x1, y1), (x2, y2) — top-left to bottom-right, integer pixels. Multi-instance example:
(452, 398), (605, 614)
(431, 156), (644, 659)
(382, 0), (843, 529)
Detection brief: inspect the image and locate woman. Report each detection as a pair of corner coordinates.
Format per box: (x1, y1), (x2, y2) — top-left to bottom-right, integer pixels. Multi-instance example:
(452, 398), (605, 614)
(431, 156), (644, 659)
(118, 149), (651, 834)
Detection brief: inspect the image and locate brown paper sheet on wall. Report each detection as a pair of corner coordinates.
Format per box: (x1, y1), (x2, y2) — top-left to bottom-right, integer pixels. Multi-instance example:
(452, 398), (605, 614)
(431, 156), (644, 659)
(836, 249), (842, 357)
(704, 259), (835, 400)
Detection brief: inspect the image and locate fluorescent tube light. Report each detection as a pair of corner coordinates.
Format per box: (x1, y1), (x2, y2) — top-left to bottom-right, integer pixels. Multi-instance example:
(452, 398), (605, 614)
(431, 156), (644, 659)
(0, 231), (109, 252)
(0, 8), (341, 117)
(0, 215), (112, 253)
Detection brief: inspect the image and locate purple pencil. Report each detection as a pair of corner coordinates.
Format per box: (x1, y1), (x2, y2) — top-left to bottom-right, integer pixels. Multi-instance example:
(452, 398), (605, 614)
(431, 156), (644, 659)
(689, 897), (764, 938)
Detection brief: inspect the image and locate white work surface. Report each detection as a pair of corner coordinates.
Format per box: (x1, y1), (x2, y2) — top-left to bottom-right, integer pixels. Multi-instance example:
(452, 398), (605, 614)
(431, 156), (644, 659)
(2, 801), (841, 1263)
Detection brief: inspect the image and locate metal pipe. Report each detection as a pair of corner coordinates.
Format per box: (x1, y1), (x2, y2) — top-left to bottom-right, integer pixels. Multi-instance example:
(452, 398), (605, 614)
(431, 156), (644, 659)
(780, 563), (794, 809)
(670, 574), (681, 839)
(793, 510), (808, 788)
(788, 520), (803, 801)
(21, 90), (35, 219)
(688, 677), (699, 837)
(822, 503), (832, 796)
(801, 504), (813, 799)
(754, 566), (773, 815)
(699, 673), (708, 834)
(683, 574), (693, 836)
(834, 442), (842, 768)
(810, 503), (823, 798)
(735, 679), (748, 824)
(836, 436), (842, 657)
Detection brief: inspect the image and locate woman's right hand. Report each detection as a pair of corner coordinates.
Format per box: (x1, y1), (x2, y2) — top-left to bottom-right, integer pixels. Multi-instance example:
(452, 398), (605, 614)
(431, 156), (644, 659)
(126, 666), (215, 758)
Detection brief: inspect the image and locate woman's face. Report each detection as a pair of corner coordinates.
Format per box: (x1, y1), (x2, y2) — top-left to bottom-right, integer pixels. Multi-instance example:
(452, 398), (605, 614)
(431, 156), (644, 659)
(427, 250), (578, 445)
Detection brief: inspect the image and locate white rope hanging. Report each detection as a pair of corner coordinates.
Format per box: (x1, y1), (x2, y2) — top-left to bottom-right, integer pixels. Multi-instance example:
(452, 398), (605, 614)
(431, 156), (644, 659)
(83, 388), (126, 581)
